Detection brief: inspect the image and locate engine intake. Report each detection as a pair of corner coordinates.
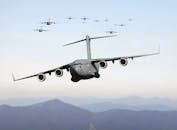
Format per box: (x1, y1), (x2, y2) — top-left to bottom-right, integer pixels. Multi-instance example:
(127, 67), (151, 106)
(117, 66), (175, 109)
(120, 58), (128, 66)
(55, 69), (63, 77)
(99, 61), (107, 69)
(37, 73), (46, 82)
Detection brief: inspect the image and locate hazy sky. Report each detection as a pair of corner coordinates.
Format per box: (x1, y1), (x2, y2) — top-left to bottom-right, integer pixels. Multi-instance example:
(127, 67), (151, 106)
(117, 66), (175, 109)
(0, 0), (177, 99)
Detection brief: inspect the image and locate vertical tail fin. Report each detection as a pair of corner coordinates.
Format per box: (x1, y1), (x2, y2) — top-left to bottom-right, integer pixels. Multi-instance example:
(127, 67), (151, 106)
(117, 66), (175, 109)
(62, 35), (117, 59)
(12, 73), (16, 81)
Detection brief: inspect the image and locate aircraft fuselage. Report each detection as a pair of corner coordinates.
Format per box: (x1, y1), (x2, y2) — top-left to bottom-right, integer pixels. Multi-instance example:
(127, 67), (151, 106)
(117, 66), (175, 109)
(69, 59), (100, 82)
(46, 22), (51, 25)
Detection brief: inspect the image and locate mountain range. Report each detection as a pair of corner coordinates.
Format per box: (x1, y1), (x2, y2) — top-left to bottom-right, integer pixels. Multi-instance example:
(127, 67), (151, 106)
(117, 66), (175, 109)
(1, 96), (177, 112)
(0, 99), (177, 130)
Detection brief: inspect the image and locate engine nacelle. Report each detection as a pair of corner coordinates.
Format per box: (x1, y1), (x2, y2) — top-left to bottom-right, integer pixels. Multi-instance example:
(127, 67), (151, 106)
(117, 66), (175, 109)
(55, 69), (63, 77)
(37, 73), (46, 82)
(120, 58), (128, 66)
(99, 61), (107, 69)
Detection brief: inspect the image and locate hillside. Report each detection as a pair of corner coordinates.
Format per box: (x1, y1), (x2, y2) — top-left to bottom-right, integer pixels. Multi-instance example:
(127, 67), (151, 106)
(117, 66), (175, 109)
(0, 99), (177, 130)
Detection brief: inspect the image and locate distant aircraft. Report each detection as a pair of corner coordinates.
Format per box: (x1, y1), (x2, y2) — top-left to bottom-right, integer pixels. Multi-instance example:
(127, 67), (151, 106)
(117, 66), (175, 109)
(13, 35), (159, 82)
(114, 24), (126, 27)
(119, 24), (126, 27)
(104, 19), (109, 22)
(66, 17), (74, 20)
(94, 19), (99, 22)
(34, 26), (48, 32)
(128, 18), (133, 22)
(106, 30), (118, 34)
(41, 19), (56, 25)
(81, 17), (89, 21)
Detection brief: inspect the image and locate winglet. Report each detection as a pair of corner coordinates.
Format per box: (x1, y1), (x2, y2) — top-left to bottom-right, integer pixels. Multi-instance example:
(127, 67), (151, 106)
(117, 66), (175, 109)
(12, 73), (16, 82)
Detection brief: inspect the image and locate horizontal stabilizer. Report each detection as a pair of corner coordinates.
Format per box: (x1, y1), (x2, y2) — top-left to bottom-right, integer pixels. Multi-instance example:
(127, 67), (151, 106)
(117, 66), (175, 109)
(62, 35), (117, 47)
(90, 35), (117, 40)
(63, 39), (86, 46)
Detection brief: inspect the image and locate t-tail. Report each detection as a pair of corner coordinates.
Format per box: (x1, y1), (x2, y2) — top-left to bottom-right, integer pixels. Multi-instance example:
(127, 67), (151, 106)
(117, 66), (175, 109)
(63, 35), (117, 60)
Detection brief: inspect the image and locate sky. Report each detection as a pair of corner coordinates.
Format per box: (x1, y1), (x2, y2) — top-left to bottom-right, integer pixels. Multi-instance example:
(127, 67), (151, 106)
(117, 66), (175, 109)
(0, 0), (177, 99)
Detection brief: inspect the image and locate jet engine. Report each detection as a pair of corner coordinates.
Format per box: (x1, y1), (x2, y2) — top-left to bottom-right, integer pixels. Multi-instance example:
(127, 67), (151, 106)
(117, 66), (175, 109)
(37, 73), (46, 82)
(120, 58), (128, 66)
(99, 61), (107, 69)
(55, 69), (63, 77)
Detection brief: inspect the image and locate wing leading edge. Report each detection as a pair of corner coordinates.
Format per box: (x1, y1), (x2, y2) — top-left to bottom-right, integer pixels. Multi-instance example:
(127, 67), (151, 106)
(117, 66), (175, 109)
(12, 64), (70, 82)
(91, 49), (160, 63)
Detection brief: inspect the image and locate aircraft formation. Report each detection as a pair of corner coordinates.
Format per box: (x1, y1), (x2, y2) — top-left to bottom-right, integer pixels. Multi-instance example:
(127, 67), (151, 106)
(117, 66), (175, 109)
(12, 16), (159, 83)
(33, 16), (132, 34)
(34, 18), (56, 32)
(34, 26), (48, 32)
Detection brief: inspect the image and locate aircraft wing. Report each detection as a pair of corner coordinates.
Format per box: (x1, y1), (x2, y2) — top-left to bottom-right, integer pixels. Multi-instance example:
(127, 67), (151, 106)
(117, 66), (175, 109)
(12, 64), (70, 82)
(91, 51), (159, 63)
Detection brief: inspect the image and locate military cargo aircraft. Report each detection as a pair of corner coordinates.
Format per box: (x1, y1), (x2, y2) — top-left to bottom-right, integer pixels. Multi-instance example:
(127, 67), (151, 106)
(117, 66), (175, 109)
(34, 26), (48, 32)
(106, 30), (118, 34)
(41, 19), (56, 25)
(81, 17), (89, 21)
(66, 17), (74, 20)
(13, 35), (159, 82)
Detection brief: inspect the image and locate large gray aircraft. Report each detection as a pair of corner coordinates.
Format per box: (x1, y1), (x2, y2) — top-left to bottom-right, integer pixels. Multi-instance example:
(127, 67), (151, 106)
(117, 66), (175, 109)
(34, 26), (48, 32)
(106, 30), (118, 34)
(41, 19), (56, 25)
(13, 35), (159, 82)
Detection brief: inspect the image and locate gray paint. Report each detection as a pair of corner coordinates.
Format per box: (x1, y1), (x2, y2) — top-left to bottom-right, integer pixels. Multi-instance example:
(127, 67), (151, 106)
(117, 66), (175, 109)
(86, 35), (92, 60)
(13, 35), (159, 82)
(70, 59), (100, 82)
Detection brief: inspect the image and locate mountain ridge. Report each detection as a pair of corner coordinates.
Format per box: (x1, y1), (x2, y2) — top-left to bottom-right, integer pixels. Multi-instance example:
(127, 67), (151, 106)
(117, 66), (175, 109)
(0, 99), (177, 130)
(1, 96), (177, 112)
